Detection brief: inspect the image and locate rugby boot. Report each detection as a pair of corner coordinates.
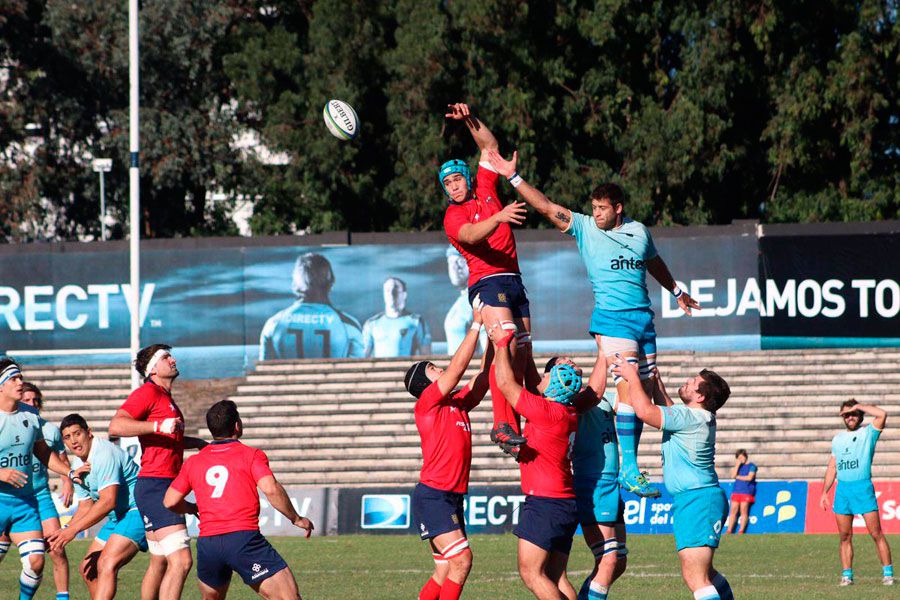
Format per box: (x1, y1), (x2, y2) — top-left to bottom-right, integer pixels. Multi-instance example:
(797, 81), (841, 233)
(490, 422), (526, 447)
(839, 576), (853, 586)
(497, 441), (522, 461)
(618, 470), (662, 498)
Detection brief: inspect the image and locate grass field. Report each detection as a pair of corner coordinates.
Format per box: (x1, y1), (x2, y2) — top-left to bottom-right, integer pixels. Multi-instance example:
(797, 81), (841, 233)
(2, 533), (898, 599)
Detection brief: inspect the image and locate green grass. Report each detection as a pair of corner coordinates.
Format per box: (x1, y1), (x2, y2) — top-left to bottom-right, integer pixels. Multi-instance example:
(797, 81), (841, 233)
(3, 533), (898, 599)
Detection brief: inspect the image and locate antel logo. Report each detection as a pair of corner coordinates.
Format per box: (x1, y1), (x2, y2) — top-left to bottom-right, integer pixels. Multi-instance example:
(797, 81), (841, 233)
(361, 494), (410, 530)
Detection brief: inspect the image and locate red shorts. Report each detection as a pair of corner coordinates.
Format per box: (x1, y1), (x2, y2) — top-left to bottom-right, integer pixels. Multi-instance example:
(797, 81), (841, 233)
(730, 493), (755, 504)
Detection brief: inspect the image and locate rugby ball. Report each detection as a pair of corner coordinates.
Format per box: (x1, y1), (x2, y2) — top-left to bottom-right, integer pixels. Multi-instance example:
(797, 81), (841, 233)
(323, 99), (359, 141)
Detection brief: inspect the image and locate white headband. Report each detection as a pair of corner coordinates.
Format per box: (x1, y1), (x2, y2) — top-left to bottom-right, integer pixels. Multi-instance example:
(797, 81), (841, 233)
(143, 350), (171, 379)
(0, 364), (22, 386)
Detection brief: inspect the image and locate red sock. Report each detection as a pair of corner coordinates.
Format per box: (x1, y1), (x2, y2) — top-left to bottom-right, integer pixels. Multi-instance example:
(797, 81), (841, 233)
(419, 577), (441, 600)
(489, 365), (506, 430)
(439, 578), (463, 600)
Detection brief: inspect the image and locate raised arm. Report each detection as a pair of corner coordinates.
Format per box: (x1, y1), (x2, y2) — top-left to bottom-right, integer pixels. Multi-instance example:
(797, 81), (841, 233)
(645, 256), (699, 316)
(463, 341), (494, 401)
(485, 149), (574, 231)
(845, 403), (887, 430)
(434, 304), (484, 398)
(488, 329), (524, 408)
(446, 103), (498, 157)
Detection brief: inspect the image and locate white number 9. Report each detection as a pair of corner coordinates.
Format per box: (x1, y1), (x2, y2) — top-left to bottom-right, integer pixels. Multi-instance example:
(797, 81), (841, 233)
(205, 465), (229, 498)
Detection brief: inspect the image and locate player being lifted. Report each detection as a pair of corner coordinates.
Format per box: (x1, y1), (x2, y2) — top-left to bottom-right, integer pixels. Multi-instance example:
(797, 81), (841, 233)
(405, 300), (491, 600)
(48, 414), (147, 600)
(486, 149), (698, 496)
(0, 359), (72, 600)
(441, 102), (530, 457)
(164, 400), (313, 599)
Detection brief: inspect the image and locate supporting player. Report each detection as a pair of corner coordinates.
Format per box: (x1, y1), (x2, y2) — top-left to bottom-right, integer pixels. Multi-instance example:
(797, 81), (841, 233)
(489, 331), (585, 600)
(108, 344), (208, 600)
(612, 356), (733, 600)
(20, 383), (73, 600)
(0, 359), (73, 600)
(486, 149), (699, 496)
(819, 399), (893, 586)
(441, 102), (530, 457)
(47, 414), (149, 600)
(547, 350), (626, 600)
(164, 400), (313, 599)
(260, 252), (365, 359)
(405, 301), (491, 600)
(362, 277), (432, 357)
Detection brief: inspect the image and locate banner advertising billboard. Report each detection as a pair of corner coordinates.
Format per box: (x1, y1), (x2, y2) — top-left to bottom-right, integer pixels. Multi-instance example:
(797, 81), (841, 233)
(805, 481), (900, 534)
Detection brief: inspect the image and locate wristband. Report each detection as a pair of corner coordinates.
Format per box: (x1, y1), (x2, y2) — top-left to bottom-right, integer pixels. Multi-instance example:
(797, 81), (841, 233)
(470, 322), (481, 331)
(68, 469), (77, 480)
(672, 286), (683, 299)
(507, 172), (523, 188)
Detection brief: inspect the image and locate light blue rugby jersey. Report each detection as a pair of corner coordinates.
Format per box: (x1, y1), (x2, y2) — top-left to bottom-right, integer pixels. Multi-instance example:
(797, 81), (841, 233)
(362, 311), (431, 357)
(71, 437), (139, 519)
(660, 404), (719, 495)
(445, 291), (473, 355)
(31, 421), (65, 493)
(832, 424), (881, 482)
(564, 214), (658, 311)
(260, 301), (365, 359)
(0, 407), (45, 499)
(571, 393), (619, 481)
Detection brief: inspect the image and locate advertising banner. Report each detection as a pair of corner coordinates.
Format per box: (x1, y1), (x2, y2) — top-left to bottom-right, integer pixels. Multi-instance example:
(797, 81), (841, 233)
(805, 481), (900, 534)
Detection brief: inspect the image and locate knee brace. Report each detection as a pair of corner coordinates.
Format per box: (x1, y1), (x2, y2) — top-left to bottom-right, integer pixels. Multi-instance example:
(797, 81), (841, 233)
(432, 551), (448, 566)
(147, 540), (165, 556)
(514, 331), (532, 346)
(639, 355), (657, 381)
(159, 530), (191, 556)
(608, 356), (640, 385)
(0, 539), (10, 564)
(589, 537), (619, 561)
(439, 537), (470, 559)
(617, 542), (629, 558)
(18, 539), (44, 588)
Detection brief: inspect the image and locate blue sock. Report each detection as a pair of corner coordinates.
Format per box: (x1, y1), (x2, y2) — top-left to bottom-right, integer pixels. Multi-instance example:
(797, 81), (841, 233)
(712, 573), (733, 600)
(842, 568), (853, 580)
(56, 593), (70, 600)
(616, 402), (641, 477)
(884, 565), (893, 577)
(693, 585), (719, 600)
(578, 576), (592, 600)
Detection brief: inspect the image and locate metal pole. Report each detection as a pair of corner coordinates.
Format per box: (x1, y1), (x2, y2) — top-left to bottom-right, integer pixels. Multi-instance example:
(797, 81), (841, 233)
(99, 171), (107, 242)
(129, 0), (141, 390)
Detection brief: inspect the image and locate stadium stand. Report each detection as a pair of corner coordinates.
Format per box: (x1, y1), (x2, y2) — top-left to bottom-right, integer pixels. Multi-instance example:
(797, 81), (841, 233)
(23, 348), (900, 488)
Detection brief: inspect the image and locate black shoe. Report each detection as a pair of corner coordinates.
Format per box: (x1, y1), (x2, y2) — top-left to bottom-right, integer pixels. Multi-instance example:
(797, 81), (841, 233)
(498, 441), (522, 461)
(490, 423), (526, 446)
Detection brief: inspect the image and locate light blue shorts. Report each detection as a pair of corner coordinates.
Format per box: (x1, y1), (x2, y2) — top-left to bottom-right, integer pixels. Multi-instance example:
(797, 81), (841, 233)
(0, 494), (42, 535)
(34, 487), (59, 522)
(575, 477), (624, 525)
(833, 479), (878, 516)
(98, 509), (148, 552)
(672, 486), (728, 551)
(589, 307), (657, 357)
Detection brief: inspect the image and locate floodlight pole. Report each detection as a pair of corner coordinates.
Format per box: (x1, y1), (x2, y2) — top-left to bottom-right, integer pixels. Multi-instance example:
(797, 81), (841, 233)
(91, 158), (112, 241)
(129, 0), (141, 390)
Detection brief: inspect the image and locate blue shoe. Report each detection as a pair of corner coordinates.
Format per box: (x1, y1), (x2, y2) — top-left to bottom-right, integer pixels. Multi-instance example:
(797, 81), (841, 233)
(619, 471), (661, 498)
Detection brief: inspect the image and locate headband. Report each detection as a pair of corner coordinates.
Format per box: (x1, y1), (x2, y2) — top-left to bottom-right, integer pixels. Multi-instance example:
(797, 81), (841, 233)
(0, 364), (22, 387)
(144, 349), (171, 379)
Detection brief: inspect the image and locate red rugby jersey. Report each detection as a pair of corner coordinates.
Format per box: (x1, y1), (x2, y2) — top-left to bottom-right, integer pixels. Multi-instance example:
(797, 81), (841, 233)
(516, 389), (578, 498)
(415, 381), (480, 494)
(119, 382), (185, 478)
(169, 440), (274, 537)
(443, 164), (520, 287)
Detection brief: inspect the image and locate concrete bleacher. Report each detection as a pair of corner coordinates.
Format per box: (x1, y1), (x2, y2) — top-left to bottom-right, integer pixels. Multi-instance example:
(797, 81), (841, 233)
(24, 348), (900, 488)
(230, 348), (900, 487)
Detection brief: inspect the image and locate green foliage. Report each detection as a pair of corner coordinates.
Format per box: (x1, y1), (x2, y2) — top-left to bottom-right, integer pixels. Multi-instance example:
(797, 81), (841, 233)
(0, 0), (896, 240)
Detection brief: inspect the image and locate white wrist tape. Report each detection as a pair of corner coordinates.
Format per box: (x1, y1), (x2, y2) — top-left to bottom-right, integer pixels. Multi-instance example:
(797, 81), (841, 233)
(672, 286), (684, 299)
(508, 172), (523, 188)
(470, 322), (481, 331)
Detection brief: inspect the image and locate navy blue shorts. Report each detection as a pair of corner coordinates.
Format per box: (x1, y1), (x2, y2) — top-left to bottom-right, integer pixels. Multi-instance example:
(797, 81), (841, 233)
(412, 483), (465, 541)
(513, 496), (578, 554)
(197, 530), (288, 588)
(468, 274), (530, 319)
(134, 477), (186, 532)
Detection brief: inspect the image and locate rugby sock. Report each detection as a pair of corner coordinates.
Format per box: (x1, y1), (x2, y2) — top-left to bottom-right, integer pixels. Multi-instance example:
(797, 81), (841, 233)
(419, 577), (441, 600)
(693, 586), (720, 600)
(883, 565), (893, 578)
(616, 402), (641, 477)
(56, 593), (70, 600)
(842, 568), (853, 580)
(0, 540), (9, 564)
(438, 578), (463, 600)
(712, 573), (733, 600)
(19, 571), (41, 600)
(588, 581), (609, 599)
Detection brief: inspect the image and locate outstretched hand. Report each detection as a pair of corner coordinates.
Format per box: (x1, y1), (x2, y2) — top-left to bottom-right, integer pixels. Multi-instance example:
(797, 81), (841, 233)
(677, 291), (701, 316)
(494, 202), (527, 226)
(445, 103), (472, 122)
(485, 149), (518, 178)
(610, 354), (640, 383)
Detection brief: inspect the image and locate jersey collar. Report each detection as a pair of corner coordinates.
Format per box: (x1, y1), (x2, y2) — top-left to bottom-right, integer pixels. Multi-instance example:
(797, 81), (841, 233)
(210, 439), (240, 446)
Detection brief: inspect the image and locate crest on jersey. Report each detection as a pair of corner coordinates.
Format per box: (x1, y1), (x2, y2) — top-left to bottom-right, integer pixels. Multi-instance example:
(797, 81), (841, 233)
(21, 419), (29, 428)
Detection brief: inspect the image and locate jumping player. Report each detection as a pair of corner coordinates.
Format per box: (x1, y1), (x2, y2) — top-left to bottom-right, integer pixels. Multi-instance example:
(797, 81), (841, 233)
(489, 331), (591, 600)
(20, 383), (73, 600)
(441, 102), (530, 456)
(819, 399), (893, 586)
(612, 356), (733, 600)
(164, 400), (313, 599)
(260, 252), (365, 359)
(108, 344), (208, 600)
(486, 149), (699, 496)
(47, 414), (148, 600)
(0, 359), (72, 600)
(405, 301), (491, 600)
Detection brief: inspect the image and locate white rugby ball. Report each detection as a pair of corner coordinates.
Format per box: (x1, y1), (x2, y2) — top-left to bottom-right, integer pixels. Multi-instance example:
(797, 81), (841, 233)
(323, 99), (360, 141)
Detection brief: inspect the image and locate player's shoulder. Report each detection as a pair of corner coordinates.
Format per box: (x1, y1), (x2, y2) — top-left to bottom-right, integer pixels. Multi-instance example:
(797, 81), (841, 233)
(364, 311), (387, 326)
